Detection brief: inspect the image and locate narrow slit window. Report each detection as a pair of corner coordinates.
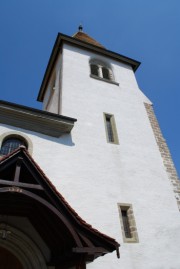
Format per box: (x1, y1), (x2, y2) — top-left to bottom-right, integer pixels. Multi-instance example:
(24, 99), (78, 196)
(118, 203), (139, 243)
(121, 210), (132, 238)
(106, 115), (114, 142)
(104, 114), (119, 144)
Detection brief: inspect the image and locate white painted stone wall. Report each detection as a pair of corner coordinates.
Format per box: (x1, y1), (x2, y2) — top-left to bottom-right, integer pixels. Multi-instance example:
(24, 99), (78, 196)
(43, 54), (62, 113)
(1, 42), (180, 269)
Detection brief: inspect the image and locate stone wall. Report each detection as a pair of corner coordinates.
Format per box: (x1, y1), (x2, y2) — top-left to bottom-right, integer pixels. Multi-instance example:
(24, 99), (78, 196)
(144, 102), (180, 210)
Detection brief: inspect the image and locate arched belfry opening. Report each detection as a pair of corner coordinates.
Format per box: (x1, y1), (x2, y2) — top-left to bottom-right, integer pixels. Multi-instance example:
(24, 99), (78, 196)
(0, 147), (119, 269)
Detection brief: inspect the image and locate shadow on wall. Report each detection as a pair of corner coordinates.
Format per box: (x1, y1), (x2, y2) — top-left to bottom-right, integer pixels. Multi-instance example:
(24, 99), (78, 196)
(28, 131), (75, 147)
(48, 133), (75, 146)
(0, 124), (75, 149)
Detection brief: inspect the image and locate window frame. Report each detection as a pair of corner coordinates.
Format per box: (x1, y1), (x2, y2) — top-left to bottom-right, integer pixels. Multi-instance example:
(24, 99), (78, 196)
(89, 60), (119, 86)
(104, 113), (119, 145)
(90, 64), (99, 77)
(0, 137), (27, 156)
(0, 132), (33, 156)
(118, 203), (139, 243)
(102, 66), (110, 80)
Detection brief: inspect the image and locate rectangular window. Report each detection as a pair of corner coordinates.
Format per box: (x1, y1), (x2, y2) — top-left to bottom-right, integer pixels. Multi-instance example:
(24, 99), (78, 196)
(118, 203), (139, 243)
(104, 113), (119, 144)
(121, 209), (132, 238)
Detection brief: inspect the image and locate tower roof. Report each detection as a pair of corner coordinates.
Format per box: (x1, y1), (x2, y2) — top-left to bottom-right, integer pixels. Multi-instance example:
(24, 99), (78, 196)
(73, 30), (105, 48)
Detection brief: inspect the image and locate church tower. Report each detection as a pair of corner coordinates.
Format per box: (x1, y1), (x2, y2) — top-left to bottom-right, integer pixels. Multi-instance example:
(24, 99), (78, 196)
(0, 27), (180, 269)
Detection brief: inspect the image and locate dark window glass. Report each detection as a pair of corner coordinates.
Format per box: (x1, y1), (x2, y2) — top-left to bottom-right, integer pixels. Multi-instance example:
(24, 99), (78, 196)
(102, 67), (110, 80)
(105, 115), (114, 142)
(90, 64), (99, 76)
(121, 210), (132, 238)
(0, 138), (26, 155)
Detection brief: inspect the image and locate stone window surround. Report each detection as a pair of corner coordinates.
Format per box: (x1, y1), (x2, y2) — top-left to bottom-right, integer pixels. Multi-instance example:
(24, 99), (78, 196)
(0, 131), (33, 155)
(103, 113), (119, 145)
(118, 203), (139, 243)
(89, 59), (119, 86)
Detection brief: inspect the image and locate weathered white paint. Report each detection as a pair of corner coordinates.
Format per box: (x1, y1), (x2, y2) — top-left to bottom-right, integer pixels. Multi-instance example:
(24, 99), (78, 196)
(1, 42), (180, 269)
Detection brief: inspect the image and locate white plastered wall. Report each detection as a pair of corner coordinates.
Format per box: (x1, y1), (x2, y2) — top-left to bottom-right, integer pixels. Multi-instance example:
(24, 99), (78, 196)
(43, 53), (62, 114)
(1, 43), (180, 269)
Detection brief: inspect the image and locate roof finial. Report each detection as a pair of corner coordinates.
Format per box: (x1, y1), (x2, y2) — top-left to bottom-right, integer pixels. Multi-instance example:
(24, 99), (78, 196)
(78, 24), (83, 32)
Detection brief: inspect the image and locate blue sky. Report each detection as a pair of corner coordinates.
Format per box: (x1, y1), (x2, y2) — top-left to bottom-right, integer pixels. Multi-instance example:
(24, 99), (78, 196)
(0, 0), (179, 176)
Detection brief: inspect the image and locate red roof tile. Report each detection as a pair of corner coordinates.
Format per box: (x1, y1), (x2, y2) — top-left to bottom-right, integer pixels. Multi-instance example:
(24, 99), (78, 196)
(73, 31), (105, 49)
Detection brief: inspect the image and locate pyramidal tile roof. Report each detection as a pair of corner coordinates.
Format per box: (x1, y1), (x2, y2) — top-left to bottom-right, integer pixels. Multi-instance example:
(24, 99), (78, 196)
(73, 31), (105, 49)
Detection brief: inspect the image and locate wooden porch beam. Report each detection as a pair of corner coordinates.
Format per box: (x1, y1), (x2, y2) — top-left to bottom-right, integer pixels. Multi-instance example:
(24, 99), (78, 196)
(14, 157), (23, 182)
(75, 262), (86, 269)
(0, 179), (44, 190)
(73, 247), (108, 254)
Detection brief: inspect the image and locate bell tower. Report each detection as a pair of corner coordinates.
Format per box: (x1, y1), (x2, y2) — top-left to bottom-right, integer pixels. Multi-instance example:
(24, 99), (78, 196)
(36, 28), (180, 269)
(37, 26), (140, 116)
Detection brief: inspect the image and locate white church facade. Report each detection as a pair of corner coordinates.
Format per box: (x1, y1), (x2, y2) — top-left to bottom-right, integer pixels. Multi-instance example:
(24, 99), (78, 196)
(0, 28), (180, 269)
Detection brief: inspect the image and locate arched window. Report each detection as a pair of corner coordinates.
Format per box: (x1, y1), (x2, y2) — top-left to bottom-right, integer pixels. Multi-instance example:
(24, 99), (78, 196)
(0, 137), (27, 156)
(90, 64), (99, 76)
(102, 67), (110, 80)
(89, 59), (117, 84)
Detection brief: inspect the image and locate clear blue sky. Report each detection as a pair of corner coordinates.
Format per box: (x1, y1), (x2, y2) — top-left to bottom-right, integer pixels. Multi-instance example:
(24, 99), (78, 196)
(0, 1), (179, 176)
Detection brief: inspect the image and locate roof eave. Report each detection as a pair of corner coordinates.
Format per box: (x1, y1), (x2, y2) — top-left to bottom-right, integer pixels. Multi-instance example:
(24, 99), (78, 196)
(0, 100), (77, 137)
(37, 33), (141, 102)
